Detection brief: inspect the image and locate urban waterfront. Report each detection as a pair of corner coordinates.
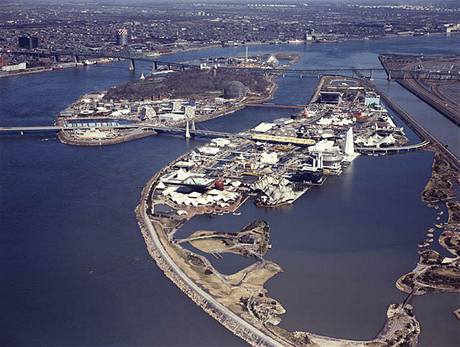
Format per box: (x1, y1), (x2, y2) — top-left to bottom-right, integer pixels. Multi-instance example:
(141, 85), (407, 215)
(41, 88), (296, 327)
(1, 35), (459, 346)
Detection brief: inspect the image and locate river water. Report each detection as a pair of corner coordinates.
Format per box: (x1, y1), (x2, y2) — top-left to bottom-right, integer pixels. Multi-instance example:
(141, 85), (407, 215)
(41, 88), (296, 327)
(1, 35), (459, 346)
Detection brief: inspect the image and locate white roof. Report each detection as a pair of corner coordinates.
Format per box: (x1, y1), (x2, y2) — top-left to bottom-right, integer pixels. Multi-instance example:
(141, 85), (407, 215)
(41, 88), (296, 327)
(198, 146), (220, 155)
(253, 122), (276, 133)
(208, 189), (223, 195)
(156, 182), (166, 189)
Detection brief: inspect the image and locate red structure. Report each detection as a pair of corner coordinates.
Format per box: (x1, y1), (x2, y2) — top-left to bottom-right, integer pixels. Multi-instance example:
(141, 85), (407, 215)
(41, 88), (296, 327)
(0, 55), (7, 67)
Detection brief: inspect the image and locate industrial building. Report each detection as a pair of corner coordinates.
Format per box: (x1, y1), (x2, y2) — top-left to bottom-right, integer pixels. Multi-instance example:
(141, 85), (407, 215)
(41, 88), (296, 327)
(18, 35), (39, 49)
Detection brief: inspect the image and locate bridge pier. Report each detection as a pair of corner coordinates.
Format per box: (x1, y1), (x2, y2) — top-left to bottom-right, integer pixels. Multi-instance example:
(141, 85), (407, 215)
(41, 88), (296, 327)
(73, 55), (80, 64)
(369, 69), (373, 80)
(387, 70), (392, 80)
(153, 61), (158, 71)
(128, 59), (136, 71)
(185, 120), (191, 139)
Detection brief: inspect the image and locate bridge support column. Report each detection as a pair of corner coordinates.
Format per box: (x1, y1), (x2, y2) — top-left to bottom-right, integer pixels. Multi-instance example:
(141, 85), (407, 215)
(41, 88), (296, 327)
(153, 61), (158, 71)
(128, 59), (136, 71)
(387, 70), (392, 80)
(369, 69), (373, 80)
(191, 118), (196, 132)
(185, 119), (191, 139)
(73, 55), (80, 64)
(53, 55), (59, 64)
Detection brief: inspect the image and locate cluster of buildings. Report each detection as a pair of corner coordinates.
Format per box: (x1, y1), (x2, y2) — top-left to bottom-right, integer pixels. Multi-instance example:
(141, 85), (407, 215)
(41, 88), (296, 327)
(1, 2), (458, 71)
(58, 89), (238, 130)
(148, 76), (408, 217)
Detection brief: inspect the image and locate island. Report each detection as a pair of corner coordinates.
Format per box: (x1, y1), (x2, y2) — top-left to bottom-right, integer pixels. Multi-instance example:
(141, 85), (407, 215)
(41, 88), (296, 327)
(55, 53), (297, 146)
(135, 75), (425, 346)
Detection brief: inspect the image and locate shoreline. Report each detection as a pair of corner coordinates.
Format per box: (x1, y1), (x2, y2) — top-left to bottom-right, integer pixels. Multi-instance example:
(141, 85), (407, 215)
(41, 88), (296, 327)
(136, 151), (420, 347)
(134, 76), (422, 346)
(3, 33), (455, 80)
(55, 56), (282, 147)
(0, 58), (119, 79)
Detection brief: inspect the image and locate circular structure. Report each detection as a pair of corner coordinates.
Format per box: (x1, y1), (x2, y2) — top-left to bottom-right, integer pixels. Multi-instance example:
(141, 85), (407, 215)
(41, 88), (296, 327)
(223, 80), (248, 99)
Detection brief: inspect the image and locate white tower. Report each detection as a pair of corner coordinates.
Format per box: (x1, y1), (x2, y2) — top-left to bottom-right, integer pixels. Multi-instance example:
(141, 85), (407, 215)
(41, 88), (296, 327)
(185, 119), (191, 139)
(345, 127), (355, 156)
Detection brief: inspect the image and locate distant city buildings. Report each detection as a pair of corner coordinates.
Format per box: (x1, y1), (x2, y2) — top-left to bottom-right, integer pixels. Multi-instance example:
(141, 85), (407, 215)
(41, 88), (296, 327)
(0, 2), (459, 69)
(18, 35), (39, 49)
(116, 28), (128, 46)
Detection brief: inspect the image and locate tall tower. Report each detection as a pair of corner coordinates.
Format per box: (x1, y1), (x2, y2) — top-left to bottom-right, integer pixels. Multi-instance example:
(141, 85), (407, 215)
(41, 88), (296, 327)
(185, 119), (191, 139)
(344, 127), (355, 156)
(116, 28), (129, 46)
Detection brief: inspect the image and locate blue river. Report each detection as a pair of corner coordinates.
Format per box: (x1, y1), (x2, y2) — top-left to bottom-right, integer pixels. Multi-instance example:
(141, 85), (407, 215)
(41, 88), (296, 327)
(0, 35), (459, 346)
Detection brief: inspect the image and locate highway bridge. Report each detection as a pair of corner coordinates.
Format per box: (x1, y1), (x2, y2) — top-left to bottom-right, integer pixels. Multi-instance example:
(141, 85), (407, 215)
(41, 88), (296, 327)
(245, 103), (305, 109)
(0, 123), (240, 139)
(3, 48), (459, 80)
(356, 140), (430, 154)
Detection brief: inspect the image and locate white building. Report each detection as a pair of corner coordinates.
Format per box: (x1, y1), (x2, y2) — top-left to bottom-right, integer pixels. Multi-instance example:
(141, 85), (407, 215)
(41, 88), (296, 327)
(1, 62), (26, 72)
(139, 105), (157, 120)
(365, 93), (381, 107)
(158, 113), (186, 122)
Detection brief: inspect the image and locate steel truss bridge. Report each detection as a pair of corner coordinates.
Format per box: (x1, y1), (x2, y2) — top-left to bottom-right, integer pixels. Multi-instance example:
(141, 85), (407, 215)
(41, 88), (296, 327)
(3, 49), (459, 80)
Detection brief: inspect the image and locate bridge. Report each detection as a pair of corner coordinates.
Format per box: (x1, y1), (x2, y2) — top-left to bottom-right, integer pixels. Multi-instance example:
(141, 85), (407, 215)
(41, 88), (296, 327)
(356, 140), (430, 154)
(0, 122), (435, 154)
(0, 123), (321, 147)
(245, 103), (305, 109)
(3, 48), (459, 80)
(360, 78), (460, 170)
(0, 123), (240, 139)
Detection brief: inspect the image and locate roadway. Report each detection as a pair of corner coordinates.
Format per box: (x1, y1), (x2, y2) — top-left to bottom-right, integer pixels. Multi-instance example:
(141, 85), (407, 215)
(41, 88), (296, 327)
(356, 140), (430, 154)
